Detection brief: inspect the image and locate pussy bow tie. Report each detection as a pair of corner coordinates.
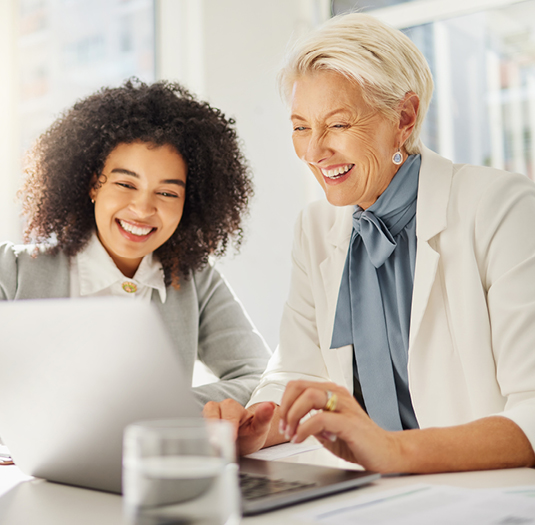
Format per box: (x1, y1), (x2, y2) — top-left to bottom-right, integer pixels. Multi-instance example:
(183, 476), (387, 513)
(352, 209), (396, 268)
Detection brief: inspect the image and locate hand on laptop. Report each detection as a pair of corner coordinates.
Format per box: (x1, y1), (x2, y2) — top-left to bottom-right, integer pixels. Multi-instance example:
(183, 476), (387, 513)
(203, 399), (286, 455)
(277, 380), (400, 473)
(277, 379), (535, 474)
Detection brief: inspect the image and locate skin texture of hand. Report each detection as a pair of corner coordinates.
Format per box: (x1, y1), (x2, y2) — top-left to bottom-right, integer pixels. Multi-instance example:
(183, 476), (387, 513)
(202, 399), (287, 456)
(279, 380), (535, 474)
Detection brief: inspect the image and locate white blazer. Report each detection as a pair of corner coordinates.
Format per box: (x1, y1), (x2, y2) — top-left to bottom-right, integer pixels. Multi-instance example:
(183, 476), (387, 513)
(249, 145), (535, 449)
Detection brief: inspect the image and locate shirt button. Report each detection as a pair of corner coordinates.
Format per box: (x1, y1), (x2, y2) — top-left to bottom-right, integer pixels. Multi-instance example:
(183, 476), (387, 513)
(122, 281), (138, 293)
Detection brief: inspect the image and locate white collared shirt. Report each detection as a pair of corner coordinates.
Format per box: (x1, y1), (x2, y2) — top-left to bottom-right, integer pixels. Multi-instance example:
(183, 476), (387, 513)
(70, 232), (167, 303)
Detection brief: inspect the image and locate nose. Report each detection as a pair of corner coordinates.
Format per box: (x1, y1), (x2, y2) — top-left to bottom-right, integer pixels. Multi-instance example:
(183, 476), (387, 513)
(300, 131), (332, 165)
(130, 190), (156, 218)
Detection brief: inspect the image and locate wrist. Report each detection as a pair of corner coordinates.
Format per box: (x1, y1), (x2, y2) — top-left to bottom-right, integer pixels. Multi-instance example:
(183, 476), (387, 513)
(383, 430), (415, 474)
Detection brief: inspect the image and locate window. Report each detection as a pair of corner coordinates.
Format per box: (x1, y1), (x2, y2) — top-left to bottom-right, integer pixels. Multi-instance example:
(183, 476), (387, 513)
(18, 0), (155, 151)
(334, 0), (535, 179)
(0, 0), (156, 242)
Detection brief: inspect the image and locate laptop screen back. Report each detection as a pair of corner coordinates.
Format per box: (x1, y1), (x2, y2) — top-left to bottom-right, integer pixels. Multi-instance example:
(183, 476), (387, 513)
(0, 297), (200, 493)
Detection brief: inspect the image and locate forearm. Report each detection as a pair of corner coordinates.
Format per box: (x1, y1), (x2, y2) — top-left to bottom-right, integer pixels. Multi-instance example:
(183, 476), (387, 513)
(393, 416), (535, 473)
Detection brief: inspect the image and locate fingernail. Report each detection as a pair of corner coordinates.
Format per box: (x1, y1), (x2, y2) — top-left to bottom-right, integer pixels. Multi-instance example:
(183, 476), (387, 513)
(290, 435), (298, 444)
(322, 431), (337, 442)
(279, 420), (286, 435)
(284, 429), (291, 441)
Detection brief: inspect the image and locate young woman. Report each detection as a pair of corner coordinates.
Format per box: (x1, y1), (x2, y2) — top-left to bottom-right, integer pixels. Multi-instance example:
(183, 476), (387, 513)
(0, 79), (271, 407)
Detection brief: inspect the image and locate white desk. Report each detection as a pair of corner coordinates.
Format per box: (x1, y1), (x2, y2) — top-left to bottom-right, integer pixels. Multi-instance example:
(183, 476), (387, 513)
(0, 446), (534, 525)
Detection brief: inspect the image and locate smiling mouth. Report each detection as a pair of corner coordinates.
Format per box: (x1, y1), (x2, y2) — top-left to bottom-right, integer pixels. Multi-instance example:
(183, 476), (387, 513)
(118, 219), (155, 237)
(320, 164), (354, 179)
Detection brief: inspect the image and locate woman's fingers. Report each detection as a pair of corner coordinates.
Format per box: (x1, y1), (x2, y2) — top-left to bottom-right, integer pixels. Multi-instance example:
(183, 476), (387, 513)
(202, 398), (248, 440)
(279, 381), (353, 440)
(202, 400), (222, 419)
(291, 410), (346, 444)
(289, 409), (367, 465)
(278, 381), (402, 472)
(283, 388), (329, 439)
(292, 401), (399, 471)
(279, 381), (328, 437)
(280, 381), (339, 417)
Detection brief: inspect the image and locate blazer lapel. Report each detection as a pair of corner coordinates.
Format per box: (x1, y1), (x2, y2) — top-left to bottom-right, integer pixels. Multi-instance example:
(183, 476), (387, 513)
(319, 205), (353, 349)
(317, 206), (353, 388)
(409, 145), (453, 347)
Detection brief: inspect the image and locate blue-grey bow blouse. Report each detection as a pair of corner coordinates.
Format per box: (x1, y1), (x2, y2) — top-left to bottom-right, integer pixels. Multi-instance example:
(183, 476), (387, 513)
(331, 154), (421, 431)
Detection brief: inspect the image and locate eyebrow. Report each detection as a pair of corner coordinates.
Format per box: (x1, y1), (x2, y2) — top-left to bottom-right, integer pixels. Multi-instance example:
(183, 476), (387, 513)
(110, 168), (186, 187)
(290, 108), (352, 121)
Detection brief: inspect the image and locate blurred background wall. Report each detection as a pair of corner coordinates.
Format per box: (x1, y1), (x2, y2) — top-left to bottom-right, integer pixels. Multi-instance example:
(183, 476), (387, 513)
(2, 0), (535, 365)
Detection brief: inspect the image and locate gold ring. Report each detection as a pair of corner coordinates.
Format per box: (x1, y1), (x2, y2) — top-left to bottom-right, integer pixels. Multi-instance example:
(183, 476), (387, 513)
(324, 390), (338, 412)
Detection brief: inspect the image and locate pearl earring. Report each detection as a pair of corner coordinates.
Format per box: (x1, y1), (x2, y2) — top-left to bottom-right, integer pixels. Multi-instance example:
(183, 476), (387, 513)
(392, 147), (403, 165)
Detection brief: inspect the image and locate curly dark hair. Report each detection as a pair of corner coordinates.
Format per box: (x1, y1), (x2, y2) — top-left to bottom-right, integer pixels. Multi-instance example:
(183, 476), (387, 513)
(20, 79), (253, 286)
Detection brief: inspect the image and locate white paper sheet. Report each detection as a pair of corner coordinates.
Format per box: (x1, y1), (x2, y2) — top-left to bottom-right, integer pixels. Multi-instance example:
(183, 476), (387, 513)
(296, 484), (535, 525)
(245, 439), (322, 461)
(500, 485), (535, 499)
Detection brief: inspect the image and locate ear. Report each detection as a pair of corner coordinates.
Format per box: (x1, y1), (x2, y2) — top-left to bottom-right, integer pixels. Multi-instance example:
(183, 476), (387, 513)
(397, 92), (420, 149)
(89, 174), (99, 201)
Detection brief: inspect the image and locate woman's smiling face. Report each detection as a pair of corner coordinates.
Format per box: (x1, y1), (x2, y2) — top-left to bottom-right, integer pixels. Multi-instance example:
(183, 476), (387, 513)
(89, 141), (187, 277)
(290, 70), (403, 210)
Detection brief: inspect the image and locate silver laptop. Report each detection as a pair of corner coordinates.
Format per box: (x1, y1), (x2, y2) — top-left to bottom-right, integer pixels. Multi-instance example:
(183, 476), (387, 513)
(0, 297), (200, 493)
(0, 298), (379, 514)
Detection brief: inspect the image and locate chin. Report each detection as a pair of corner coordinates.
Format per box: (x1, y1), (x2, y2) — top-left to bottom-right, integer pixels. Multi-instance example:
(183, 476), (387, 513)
(325, 193), (356, 208)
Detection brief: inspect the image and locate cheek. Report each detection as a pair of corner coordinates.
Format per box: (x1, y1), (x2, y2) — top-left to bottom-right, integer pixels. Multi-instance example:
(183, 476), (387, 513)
(92, 201), (105, 228)
(350, 127), (379, 155)
(164, 205), (185, 233)
(94, 198), (115, 220)
(311, 169), (325, 188)
(349, 130), (388, 173)
(292, 136), (307, 159)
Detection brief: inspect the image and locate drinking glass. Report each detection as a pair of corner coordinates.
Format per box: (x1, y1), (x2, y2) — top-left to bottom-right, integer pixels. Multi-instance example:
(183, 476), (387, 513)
(123, 418), (240, 525)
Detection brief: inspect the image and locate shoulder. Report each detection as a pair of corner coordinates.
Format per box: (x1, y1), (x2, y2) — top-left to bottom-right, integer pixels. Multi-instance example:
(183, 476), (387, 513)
(0, 242), (19, 279)
(418, 145), (531, 207)
(418, 146), (535, 228)
(184, 260), (247, 318)
(167, 260), (226, 307)
(0, 241), (17, 260)
(294, 199), (352, 257)
(298, 199), (352, 239)
(451, 162), (533, 191)
(191, 259), (221, 289)
(0, 242), (70, 300)
(0, 242), (66, 265)
(0, 242), (43, 266)
(447, 164), (535, 218)
(418, 144), (533, 198)
(300, 199), (341, 225)
(0, 243), (41, 299)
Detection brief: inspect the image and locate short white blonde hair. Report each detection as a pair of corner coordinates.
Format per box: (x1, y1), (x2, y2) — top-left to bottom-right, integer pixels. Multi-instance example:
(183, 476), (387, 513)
(279, 13), (434, 154)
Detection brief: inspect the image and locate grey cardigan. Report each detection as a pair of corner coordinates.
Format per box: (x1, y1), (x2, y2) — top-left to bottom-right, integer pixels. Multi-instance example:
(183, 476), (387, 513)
(0, 242), (271, 407)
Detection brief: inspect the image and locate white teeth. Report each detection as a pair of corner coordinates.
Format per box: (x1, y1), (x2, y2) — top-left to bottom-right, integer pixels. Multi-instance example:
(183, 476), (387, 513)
(321, 164), (354, 179)
(119, 220), (153, 236)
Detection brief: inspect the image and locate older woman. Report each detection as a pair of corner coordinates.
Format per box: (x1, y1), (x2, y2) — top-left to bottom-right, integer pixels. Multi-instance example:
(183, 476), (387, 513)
(204, 13), (535, 472)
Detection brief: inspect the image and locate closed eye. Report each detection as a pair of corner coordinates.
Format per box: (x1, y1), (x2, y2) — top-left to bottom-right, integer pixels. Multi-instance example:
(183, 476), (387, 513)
(115, 182), (135, 189)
